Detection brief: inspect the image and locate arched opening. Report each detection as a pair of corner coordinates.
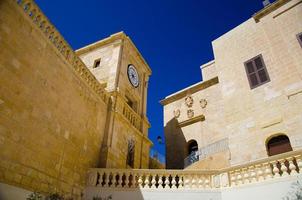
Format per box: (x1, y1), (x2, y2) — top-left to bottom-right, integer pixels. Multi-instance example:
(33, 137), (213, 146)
(126, 140), (135, 168)
(266, 135), (292, 156)
(184, 140), (199, 167)
(188, 140), (198, 155)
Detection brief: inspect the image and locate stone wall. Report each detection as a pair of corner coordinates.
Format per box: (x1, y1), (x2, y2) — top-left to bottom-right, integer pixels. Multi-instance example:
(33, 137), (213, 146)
(212, 0), (302, 166)
(0, 0), (108, 197)
(162, 0), (302, 169)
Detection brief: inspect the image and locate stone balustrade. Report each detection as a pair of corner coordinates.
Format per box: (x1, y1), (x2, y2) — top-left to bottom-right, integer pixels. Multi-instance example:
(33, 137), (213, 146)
(115, 95), (142, 132)
(14, 0), (109, 103)
(87, 150), (302, 189)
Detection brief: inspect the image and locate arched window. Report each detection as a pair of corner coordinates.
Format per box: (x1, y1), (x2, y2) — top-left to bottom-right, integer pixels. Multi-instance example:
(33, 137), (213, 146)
(266, 135), (292, 156)
(188, 140), (198, 155)
(126, 140), (135, 168)
(184, 140), (199, 167)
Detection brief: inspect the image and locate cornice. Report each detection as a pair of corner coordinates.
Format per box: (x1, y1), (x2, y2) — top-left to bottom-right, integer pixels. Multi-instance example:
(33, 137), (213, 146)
(178, 115), (205, 127)
(252, 0), (292, 22)
(160, 77), (219, 106)
(75, 32), (152, 76)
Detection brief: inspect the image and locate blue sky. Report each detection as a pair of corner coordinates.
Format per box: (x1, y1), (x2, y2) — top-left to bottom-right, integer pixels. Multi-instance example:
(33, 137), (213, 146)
(35, 0), (267, 157)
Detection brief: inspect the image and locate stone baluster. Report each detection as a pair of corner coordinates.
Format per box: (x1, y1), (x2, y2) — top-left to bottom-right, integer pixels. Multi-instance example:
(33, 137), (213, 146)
(178, 175), (183, 188)
(138, 174), (143, 188)
(124, 172), (130, 188)
(171, 175), (177, 189)
(111, 172), (117, 187)
(271, 161), (280, 178)
(256, 164), (264, 181)
(116, 173), (122, 188)
(151, 174), (157, 189)
(229, 171), (236, 186)
(191, 175), (196, 188)
(263, 162), (273, 180)
(130, 173), (136, 188)
(184, 175), (190, 189)
(104, 172), (110, 187)
(242, 168), (250, 184)
(249, 166), (257, 183)
(164, 175), (170, 189)
(279, 159), (289, 176)
(145, 174), (150, 188)
(158, 174), (163, 189)
(197, 176), (204, 188)
(235, 170), (242, 185)
(204, 177), (210, 188)
(288, 157), (297, 175)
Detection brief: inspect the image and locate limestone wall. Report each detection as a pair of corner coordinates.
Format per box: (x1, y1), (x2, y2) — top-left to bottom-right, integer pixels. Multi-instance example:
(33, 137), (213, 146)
(162, 0), (302, 169)
(212, 0), (302, 166)
(0, 0), (108, 197)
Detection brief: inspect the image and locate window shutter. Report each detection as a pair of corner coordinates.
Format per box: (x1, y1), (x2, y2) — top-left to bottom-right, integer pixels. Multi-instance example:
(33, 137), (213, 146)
(244, 54), (270, 89)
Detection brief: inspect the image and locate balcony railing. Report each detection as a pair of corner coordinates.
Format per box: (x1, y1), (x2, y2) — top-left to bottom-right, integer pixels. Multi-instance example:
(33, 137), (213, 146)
(87, 150), (302, 189)
(14, 0), (109, 104)
(184, 138), (229, 168)
(116, 95), (142, 132)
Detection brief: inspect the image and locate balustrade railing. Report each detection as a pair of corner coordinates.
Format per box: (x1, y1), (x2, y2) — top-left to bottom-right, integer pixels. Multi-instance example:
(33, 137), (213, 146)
(87, 168), (215, 189)
(14, 0), (109, 103)
(116, 95), (142, 132)
(87, 150), (302, 189)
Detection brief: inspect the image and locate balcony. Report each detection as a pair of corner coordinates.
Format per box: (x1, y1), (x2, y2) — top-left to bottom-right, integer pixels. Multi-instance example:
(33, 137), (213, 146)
(115, 94), (143, 132)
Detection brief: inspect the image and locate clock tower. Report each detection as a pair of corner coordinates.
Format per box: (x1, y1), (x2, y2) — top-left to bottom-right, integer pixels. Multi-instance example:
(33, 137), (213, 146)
(76, 32), (152, 169)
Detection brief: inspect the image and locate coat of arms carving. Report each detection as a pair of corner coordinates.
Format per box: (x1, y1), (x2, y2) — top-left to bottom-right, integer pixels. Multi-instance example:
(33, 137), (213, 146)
(185, 95), (194, 107)
(173, 109), (180, 118)
(199, 99), (207, 108)
(187, 109), (194, 118)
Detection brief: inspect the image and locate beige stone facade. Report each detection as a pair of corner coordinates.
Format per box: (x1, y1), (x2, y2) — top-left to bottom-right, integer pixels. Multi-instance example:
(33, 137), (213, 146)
(0, 0), (151, 198)
(161, 0), (302, 169)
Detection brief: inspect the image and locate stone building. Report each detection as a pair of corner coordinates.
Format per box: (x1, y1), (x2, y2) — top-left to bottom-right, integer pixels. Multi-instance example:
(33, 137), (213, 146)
(0, 0), (151, 197)
(161, 0), (302, 169)
(1, 0), (302, 199)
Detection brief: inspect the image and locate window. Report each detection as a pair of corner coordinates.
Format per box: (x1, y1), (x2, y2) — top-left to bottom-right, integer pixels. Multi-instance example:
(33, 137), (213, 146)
(93, 58), (101, 68)
(126, 140), (135, 168)
(244, 54), (270, 89)
(297, 32), (302, 48)
(266, 135), (292, 156)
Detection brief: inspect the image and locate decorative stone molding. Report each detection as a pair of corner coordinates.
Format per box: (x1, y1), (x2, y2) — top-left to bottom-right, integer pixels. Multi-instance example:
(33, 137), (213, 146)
(187, 109), (194, 119)
(173, 109), (180, 118)
(87, 150), (302, 190)
(178, 115), (205, 127)
(185, 95), (194, 107)
(14, 0), (109, 104)
(199, 99), (208, 108)
(160, 77), (219, 106)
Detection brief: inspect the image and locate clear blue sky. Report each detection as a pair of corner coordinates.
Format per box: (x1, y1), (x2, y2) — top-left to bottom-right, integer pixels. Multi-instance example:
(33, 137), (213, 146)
(35, 0), (268, 157)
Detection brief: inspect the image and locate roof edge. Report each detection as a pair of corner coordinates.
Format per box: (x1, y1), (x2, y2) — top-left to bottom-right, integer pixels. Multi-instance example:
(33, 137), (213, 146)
(75, 32), (152, 75)
(252, 0), (292, 22)
(160, 76), (219, 106)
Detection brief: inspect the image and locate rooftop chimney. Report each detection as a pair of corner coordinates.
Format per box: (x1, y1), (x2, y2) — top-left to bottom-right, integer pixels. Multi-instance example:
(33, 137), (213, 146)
(262, 0), (271, 7)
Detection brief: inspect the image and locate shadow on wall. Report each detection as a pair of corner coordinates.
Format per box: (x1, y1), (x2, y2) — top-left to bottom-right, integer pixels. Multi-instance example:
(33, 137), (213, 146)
(164, 118), (187, 169)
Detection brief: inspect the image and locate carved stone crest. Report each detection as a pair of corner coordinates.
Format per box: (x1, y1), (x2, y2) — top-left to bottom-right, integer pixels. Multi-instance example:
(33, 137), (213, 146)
(199, 99), (207, 108)
(185, 95), (194, 107)
(187, 109), (194, 118)
(173, 109), (180, 118)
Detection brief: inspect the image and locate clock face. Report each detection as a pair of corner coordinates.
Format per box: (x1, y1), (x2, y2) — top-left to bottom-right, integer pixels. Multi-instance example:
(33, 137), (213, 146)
(127, 64), (139, 88)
